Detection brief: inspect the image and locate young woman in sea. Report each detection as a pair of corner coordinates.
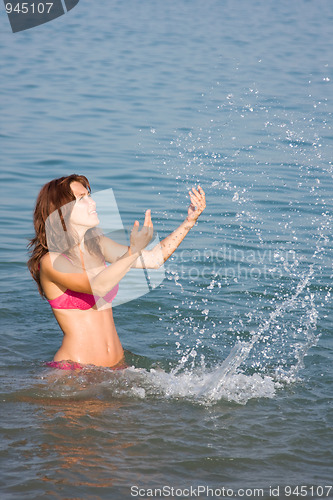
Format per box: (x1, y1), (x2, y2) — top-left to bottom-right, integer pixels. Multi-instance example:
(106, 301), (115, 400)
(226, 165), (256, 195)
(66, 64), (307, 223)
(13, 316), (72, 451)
(27, 174), (206, 370)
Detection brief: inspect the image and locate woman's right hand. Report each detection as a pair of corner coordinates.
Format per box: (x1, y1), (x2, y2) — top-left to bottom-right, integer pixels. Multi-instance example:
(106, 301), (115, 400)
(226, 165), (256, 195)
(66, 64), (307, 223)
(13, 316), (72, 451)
(130, 209), (154, 253)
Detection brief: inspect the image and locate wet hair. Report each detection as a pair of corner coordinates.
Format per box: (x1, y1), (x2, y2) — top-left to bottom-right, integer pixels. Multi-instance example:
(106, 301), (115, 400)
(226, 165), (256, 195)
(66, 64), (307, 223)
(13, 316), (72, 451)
(27, 174), (102, 297)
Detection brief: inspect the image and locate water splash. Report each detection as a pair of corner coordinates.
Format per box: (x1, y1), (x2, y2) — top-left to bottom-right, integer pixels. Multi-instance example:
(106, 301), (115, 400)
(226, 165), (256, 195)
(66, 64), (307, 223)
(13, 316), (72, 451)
(126, 364), (276, 405)
(29, 361), (275, 406)
(155, 80), (332, 398)
(210, 263), (318, 386)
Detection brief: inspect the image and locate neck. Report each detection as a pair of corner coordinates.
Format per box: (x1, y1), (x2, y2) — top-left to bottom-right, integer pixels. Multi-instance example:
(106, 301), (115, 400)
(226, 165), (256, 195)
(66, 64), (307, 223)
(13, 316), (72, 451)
(78, 239), (85, 252)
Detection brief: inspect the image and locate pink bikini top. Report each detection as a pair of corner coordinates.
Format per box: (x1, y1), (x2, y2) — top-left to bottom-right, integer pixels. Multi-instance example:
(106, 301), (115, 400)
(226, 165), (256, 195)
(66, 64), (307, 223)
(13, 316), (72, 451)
(46, 252), (119, 310)
(47, 285), (119, 310)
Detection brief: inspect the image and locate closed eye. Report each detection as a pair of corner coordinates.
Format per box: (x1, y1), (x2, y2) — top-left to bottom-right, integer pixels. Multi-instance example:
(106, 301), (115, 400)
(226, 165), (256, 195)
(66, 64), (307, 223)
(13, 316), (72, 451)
(77, 192), (91, 201)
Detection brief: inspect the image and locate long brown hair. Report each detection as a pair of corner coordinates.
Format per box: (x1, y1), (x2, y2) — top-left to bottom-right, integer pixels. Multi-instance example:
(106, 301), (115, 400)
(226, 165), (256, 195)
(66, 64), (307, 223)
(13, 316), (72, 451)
(27, 174), (102, 297)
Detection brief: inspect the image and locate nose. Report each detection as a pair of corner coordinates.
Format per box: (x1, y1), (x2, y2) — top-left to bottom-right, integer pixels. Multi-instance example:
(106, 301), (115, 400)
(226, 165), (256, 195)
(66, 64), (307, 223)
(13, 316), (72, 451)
(88, 196), (96, 210)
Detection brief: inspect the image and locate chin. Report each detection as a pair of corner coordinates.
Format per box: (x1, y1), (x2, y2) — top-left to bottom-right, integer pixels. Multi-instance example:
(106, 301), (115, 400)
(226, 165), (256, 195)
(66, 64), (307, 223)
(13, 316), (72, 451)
(89, 214), (99, 226)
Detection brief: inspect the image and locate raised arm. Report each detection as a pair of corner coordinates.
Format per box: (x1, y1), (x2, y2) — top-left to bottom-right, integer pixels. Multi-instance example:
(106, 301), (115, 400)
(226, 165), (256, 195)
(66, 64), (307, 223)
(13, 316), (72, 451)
(134, 186), (206, 269)
(99, 208), (154, 264)
(40, 215), (154, 298)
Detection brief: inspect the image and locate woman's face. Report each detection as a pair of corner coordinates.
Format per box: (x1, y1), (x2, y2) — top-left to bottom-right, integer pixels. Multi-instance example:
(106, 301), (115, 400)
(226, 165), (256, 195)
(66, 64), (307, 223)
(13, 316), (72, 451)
(69, 181), (99, 230)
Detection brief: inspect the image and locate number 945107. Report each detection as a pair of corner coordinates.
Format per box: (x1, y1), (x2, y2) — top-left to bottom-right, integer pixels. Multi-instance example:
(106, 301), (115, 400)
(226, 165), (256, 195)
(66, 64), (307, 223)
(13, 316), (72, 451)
(6, 3), (54, 14)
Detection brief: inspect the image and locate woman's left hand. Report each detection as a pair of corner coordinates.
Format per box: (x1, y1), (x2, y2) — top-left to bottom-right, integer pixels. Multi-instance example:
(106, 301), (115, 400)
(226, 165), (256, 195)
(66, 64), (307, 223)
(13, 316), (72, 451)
(187, 185), (206, 222)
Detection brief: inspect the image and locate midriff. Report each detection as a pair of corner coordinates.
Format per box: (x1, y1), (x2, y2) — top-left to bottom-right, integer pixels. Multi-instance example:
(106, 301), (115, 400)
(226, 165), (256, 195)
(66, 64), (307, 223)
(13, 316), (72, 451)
(52, 306), (124, 367)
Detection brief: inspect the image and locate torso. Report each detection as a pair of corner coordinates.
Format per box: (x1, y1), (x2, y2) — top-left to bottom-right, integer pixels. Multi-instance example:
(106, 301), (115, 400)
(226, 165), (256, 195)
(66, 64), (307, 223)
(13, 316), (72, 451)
(51, 306), (124, 367)
(40, 251), (124, 368)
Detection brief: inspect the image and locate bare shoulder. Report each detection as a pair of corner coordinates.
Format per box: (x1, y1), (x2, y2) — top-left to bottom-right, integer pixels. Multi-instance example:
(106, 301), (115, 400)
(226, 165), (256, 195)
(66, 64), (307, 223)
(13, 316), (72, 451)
(39, 252), (53, 273)
(40, 252), (76, 275)
(40, 251), (91, 293)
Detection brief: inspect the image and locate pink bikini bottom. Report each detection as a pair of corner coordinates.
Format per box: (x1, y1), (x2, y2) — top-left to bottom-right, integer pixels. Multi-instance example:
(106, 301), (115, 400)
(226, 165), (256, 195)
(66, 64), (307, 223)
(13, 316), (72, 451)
(45, 359), (127, 371)
(46, 360), (83, 370)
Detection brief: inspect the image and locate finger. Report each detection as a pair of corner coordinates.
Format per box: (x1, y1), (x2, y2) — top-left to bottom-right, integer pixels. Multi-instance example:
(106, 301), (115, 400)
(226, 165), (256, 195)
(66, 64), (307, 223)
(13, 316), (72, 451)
(189, 189), (200, 200)
(190, 188), (204, 205)
(191, 186), (206, 201)
(132, 220), (139, 234)
(191, 187), (200, 197)
(144, 209), (151, 227)
(189, 192), (205, 212)
(189, 191), (201, 205)
(148, 211), (153, 228)
(147, 211), (153, 228)
(191, 186), (205, 203)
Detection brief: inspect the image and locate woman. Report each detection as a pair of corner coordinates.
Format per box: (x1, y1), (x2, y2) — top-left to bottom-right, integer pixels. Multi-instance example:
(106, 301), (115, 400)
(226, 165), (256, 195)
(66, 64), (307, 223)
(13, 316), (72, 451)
(28, 174), (206, 370)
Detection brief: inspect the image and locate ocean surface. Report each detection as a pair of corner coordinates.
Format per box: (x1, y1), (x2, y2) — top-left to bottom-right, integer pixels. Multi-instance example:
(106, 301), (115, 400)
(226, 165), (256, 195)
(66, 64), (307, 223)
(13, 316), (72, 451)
(0, 1), (333, 499)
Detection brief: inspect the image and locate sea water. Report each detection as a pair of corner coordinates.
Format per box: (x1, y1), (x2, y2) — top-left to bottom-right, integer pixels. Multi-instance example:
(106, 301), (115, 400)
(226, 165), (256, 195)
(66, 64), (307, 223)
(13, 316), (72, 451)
(0, 1), (332, 499)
